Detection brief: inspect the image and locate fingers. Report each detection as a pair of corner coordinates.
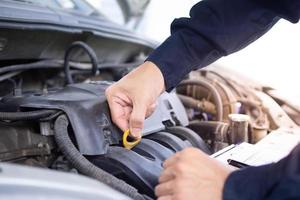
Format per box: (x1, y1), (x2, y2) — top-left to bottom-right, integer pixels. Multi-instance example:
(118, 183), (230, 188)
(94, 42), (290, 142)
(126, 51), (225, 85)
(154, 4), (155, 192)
(159, 167), (175, 183)
(155, 181), (174, 196)
(129, 100), (147, 138)
(163, 152), (181, 168)
(106, 87), (155, 139)
(156, 148), (231, 200)
(145, 102), (157, 118)
(105, 62), (165, 137)
(106, 88), (131, 131)
(109, 101), (130, 131)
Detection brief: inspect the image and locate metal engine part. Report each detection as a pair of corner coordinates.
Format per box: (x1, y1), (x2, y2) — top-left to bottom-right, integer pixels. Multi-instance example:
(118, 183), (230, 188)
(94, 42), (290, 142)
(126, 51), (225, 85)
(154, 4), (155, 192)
(0, 121), (55, 165)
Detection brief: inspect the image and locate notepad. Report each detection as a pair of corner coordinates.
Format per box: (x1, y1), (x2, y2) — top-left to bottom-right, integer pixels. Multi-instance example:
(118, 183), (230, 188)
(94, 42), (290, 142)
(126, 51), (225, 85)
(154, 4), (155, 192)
(212, 128), (300, 166)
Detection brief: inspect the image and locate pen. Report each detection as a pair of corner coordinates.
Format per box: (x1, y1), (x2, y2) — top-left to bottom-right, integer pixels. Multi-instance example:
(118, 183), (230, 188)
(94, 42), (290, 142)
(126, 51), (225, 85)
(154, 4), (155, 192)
(227, 159), (250, 169)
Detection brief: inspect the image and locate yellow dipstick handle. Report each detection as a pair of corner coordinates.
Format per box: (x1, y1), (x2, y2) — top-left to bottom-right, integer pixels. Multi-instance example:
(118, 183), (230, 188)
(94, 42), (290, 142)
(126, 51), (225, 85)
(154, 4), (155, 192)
(123, 129), (141, 150)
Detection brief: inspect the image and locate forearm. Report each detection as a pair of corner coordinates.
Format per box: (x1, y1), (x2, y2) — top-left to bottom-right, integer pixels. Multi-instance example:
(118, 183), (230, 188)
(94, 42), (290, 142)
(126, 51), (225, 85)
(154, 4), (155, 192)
(147, 0), (300, 91)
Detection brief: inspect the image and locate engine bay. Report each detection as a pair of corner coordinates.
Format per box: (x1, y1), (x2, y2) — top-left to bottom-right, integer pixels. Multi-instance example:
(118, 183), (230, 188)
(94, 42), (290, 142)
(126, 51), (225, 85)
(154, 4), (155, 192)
(0, 81), (211, 199)
(0, 40), (299, 199)
(0, 1), (299, 199)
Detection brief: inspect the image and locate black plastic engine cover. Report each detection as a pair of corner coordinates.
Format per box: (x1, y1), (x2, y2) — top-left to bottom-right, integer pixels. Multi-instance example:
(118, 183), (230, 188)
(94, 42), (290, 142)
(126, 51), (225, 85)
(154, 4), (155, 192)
(1, 82), (116, 155)
(89, 141), (174, 198)
(0, 82), (189, 155)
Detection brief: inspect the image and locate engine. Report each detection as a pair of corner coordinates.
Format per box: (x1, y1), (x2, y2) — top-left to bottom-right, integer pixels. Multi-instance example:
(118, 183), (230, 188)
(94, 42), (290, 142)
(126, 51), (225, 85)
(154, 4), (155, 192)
(0, 81), (210, 199)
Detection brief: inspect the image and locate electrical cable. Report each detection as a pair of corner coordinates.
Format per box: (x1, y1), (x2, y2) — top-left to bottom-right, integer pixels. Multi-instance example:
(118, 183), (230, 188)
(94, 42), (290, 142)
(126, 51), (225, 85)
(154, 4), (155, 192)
(0, 110), (57, 121)
(0, 60), (62, 75)
(0, 59), (141, 82)
(54, 115), (146, 200)
(64, 41), (99, 84)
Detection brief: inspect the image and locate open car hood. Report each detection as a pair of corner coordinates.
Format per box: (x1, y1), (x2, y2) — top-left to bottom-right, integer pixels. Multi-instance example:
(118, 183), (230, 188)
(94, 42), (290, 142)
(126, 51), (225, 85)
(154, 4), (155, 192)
(0, 0), (156, 62)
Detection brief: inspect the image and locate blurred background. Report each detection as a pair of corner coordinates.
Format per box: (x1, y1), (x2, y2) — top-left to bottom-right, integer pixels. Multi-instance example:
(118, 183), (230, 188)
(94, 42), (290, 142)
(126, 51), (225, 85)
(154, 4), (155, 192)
(62, 0), (300, 102)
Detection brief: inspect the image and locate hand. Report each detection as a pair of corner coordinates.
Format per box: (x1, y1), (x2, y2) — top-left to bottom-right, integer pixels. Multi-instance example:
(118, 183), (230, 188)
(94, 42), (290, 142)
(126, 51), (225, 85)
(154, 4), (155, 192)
(105, 61), (165, 138)
(155, 148), (232, 200)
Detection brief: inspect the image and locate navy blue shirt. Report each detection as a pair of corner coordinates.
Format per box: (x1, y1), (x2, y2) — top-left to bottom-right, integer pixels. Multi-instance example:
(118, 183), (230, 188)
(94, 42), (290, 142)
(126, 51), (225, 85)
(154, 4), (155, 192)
(146, 0), (300, 199)
(223, 144), (300, 200)
(147, 0), (300, 91)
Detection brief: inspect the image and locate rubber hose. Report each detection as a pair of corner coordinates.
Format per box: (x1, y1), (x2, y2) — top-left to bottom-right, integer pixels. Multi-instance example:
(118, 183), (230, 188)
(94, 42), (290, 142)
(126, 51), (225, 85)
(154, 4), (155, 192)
(188, 120), (229, 143)
(177, 94), (216, 114)
(0, 110), (57, 121)
(0, 60), (62, 75)
(54, 115), (146, 200)
(179, 79), (223, 121)
(64, 41), (99, 84)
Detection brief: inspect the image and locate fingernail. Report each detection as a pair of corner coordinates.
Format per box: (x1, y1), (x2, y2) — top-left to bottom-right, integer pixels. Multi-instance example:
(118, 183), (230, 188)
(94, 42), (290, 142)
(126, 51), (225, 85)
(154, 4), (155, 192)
(130, 128), (142, 138)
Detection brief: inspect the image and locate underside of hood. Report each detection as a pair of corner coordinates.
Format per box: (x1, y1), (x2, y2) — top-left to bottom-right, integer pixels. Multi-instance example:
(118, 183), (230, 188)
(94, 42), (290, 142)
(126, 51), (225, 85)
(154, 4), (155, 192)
(0, 0), (157, 63)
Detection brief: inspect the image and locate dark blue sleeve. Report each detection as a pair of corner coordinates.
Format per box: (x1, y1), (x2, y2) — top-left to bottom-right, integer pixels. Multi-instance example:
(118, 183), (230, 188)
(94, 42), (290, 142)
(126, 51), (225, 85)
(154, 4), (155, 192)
(146, 0), (300, 91)
(223, 143), (300, 200)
